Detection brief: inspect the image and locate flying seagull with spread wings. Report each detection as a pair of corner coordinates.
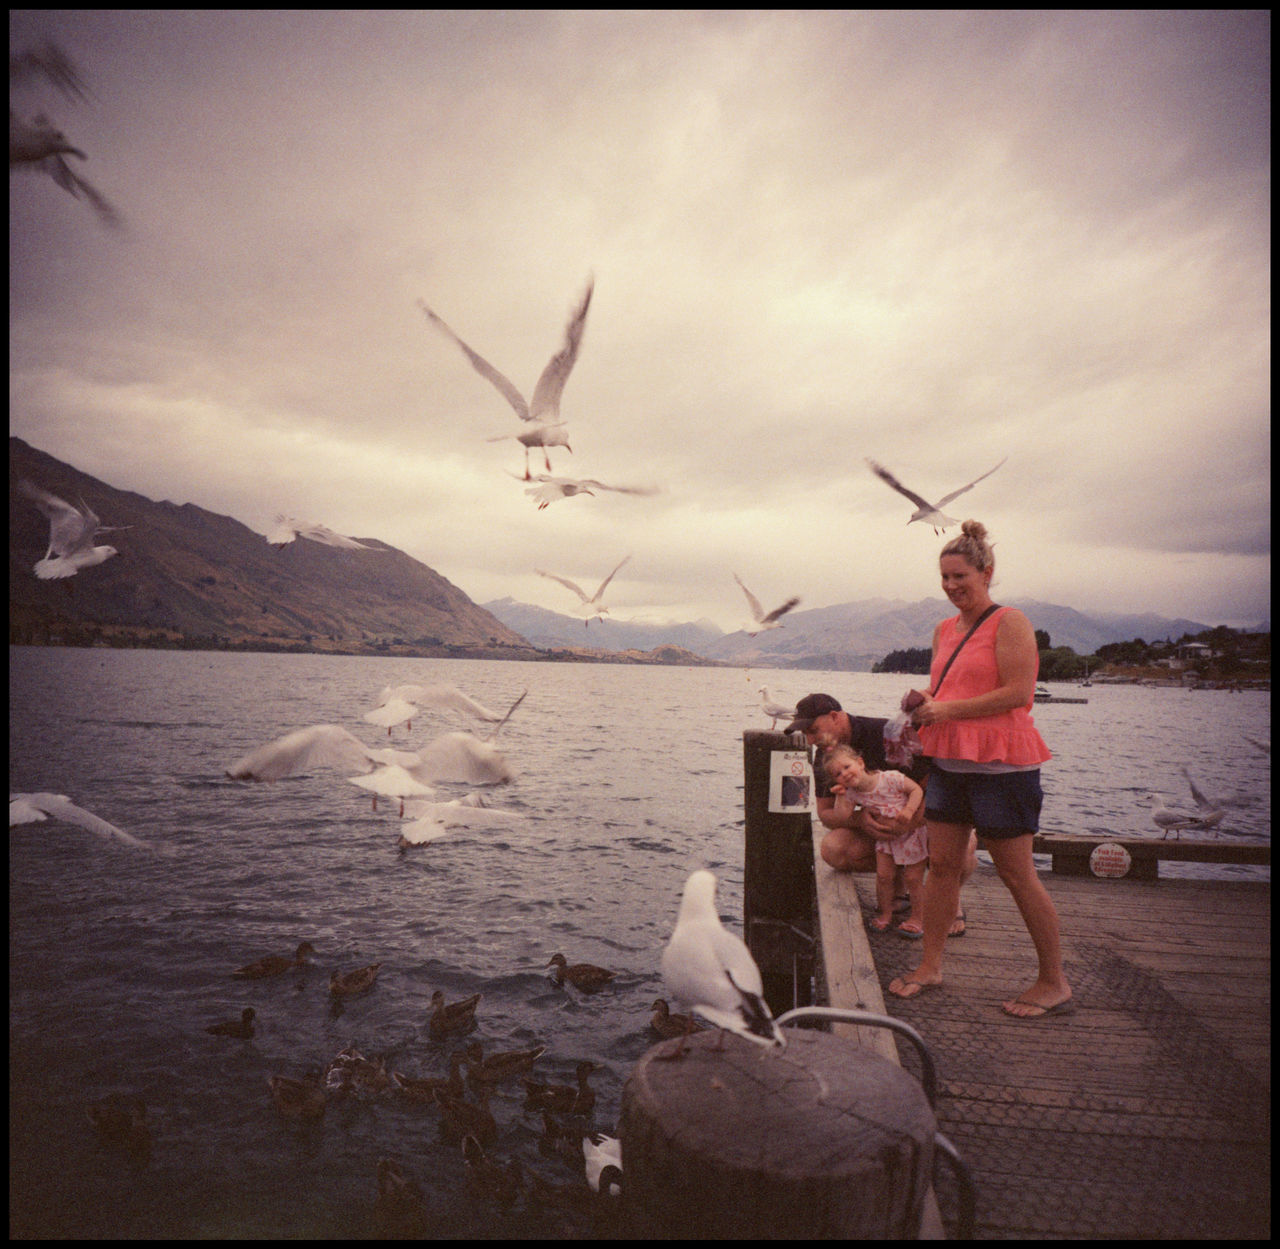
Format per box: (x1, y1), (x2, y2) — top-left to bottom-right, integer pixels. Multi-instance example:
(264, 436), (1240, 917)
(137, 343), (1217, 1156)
(17, 479), (124, 580)
(733, 573), (800, 637)
(865, 456), (1008, 533)
(266, 516), (377, 551)
(537, 555), (631, 627)
(418, 278), (594, 479)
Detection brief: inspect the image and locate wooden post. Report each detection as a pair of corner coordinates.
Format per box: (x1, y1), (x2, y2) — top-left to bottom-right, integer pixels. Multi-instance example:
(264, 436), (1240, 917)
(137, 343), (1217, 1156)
(742, 730), (817, 1016)
(620, 1028), (938, 1238)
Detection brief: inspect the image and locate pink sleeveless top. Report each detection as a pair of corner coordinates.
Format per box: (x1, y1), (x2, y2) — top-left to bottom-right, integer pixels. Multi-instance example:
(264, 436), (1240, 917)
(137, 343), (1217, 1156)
(917, 606), (1051, 766)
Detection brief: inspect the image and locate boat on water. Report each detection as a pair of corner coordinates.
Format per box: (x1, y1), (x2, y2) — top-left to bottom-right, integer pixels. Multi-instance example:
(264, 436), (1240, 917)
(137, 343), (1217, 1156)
(1035, 684), (1051, 701)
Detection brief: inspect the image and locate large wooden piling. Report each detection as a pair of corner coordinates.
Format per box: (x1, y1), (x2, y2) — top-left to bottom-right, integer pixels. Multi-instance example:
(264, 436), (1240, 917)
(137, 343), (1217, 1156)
(742, 729), (818, 1016)
(620, 1028), (939, 1238)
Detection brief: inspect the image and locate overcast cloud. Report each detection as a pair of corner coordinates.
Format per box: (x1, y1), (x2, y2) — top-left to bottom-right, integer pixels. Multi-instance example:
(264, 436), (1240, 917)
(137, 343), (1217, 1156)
(10, 10), (1270, 631)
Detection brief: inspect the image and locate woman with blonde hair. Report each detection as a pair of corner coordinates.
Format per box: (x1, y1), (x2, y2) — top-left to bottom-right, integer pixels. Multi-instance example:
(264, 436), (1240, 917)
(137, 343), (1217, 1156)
(888, 521), (1072, 1019)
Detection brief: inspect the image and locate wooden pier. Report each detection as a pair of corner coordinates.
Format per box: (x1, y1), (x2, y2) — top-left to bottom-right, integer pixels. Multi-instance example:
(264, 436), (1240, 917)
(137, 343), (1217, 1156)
(814, 829), (1271, 1239)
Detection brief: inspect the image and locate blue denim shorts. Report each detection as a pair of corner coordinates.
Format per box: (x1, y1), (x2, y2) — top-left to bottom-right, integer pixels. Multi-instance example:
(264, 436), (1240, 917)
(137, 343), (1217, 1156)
(924, 767), (1043, 839)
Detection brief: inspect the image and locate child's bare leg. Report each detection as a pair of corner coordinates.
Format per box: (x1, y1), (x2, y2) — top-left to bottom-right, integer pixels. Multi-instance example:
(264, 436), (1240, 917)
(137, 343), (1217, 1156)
(900, 860), (927, 930)
(870, 852), (896, 929)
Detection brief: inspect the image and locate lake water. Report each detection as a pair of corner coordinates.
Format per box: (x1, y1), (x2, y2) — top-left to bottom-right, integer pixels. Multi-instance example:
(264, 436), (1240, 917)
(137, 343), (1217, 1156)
(8, 647), (1270, 1237)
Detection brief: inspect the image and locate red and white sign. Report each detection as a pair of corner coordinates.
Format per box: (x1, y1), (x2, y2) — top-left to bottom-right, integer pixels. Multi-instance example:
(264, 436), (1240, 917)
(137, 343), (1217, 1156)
(1089, 842), (1132, 879)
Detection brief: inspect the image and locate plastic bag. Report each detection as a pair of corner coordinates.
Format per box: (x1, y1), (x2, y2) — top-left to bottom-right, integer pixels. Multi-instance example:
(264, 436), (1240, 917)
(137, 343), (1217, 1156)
(883, 708), (924, 768)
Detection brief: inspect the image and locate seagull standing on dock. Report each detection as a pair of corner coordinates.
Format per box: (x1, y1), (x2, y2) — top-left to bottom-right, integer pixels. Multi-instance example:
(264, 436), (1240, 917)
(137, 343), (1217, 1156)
(733, 573), (800, 637)
(659, 869), (785, 1056)
(865, 456), (1007, 533)
(418, 278), (593, 480)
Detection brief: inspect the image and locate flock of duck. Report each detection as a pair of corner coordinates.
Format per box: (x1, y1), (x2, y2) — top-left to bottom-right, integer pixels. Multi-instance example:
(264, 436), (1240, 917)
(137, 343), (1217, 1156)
(77, 861), (786, 1234)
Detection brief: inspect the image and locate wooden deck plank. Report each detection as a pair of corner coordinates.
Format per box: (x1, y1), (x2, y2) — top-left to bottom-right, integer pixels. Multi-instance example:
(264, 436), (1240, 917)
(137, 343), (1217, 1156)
(812, 829), (1271, 1241)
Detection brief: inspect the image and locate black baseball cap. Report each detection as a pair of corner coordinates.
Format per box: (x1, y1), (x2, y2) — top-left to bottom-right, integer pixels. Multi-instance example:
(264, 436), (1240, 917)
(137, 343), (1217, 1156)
(783, 693), (842, 734)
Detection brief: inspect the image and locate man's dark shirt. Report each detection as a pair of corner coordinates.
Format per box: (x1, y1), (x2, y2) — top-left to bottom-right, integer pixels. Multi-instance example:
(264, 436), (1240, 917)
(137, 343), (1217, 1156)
(814, 714), (930, 798)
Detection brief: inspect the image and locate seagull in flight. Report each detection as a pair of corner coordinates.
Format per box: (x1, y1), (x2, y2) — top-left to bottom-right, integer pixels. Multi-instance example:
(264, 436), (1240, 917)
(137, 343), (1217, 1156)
(865, 457), (1008, 533)
(660, 869), (785, 1057)
(10, 42), (123, 228)
(17, 479), (123, 579)
(266, 516), (378, 551)
(418, 278), (594, 480)
(537, 555), (631, 627)
(514, 472), (660, 510)
(10, 791), (151, 849)
(733, 573), (800, 637)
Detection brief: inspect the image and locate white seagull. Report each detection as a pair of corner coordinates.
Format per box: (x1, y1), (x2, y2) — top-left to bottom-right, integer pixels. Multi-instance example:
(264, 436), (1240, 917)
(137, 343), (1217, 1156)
(733, 573), (800, 637)
(10, 791), (151, 850)
(1180, 768), (1225, 830)
(347, 764), (437, 815)
(365, 682), (505, 729)
(758, 687), (797, 729)
(408, 690), (528, 786)
(659, 869), (785, 1055)
(395, 792), (528, 849)
(865, 456), (1008, 534)
(17, 479), (122, 580)
(225, 724), (417, 782)
(516, 473), (660, 510)
(266, 516), (377, 550)
(537, 555), (631, 627)
(418, 278), (593, 480)
(583, 1133), (623, 1195)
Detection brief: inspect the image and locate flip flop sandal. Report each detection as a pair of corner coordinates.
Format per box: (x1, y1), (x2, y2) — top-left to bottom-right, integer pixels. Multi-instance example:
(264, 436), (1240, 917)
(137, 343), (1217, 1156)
(867, 916), (893, 932)
(896, 922), (925, 940)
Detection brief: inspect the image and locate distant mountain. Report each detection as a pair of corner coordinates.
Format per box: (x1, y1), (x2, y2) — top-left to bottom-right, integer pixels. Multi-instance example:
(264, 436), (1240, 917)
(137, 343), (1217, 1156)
(9, 437), (532, 656)
(485, 592), (1217, 670)
(482, 597), (725, 653)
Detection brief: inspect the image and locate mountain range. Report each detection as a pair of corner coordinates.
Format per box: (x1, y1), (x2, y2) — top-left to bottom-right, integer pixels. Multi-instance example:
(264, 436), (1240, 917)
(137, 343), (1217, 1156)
(11, 436), (1226, 667)
(483, 594), (1220, 670)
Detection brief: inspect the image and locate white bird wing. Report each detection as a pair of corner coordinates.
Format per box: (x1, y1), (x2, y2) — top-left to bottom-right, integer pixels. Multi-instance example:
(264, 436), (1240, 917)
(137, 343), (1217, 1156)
(417, 300), (531, 422)
(293, 520), (375, 550)
(400, 797), (527, 827)
(1181, 768), (1218, 813)
(386, 682), (503, 722)
(933, 456), (1008, 510)
(536, 568), (590, 603)
(593, 554), (632, 601)
(397, 813), (453, 845)
(733, 573), (766, 623)
(410, 732), (513, 785)
(18, 480), (92, 556)
(528, 277), (594, 423)
(362, 697), (418, 728)
(574, 478), (660, 498)
(864, 459), (936, 511)
(9, 791), (150, 848)
(266, 516), (300, 544)
(347, 765), (436, 799)
(226, 724), (382, 781)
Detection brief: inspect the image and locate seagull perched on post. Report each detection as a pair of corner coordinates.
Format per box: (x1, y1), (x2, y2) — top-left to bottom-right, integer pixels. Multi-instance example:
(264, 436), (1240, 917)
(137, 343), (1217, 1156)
(865, 456), (1007, 534)
(418, 278), (593, 480)
(659, 869), (785, 1057)
(733, 573), (800, 637)
(17, 479), (123, 580)
(537, 555), (631, 627)
(758, 687), (797, 729)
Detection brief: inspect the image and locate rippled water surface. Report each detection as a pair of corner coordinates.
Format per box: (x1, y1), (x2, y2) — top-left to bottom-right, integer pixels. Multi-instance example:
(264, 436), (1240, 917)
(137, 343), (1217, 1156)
(9, 648), (1270, 1237)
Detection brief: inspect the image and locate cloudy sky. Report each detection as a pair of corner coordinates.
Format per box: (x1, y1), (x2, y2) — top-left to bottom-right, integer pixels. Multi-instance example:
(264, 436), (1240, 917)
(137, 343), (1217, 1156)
(10, 10), (1270, 631)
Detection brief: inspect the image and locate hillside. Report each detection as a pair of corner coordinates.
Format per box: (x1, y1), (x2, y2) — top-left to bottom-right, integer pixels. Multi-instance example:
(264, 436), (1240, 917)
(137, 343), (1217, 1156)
(9, 437), (532, 658)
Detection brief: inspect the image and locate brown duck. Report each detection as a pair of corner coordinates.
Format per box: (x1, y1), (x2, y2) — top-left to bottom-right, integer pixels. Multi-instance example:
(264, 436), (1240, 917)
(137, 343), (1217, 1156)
(373, 1158), (428, 1239)
(206, 1006), (256, 1038)
(546, 953), (616, 992)
(433, 1084), (497, 1146)
(464, 1039), (547, 1087)
(649, 997), (706, 1041)
(391, 1050), (467, 1104)
(522, 1060), (598, 1116)
(232, 941), (315, 979)
(329, 962), (381, 997)
(268, 1071), (326, 1120)
(462, 1133), (523, 1207)
(428, 989), (481, 1039)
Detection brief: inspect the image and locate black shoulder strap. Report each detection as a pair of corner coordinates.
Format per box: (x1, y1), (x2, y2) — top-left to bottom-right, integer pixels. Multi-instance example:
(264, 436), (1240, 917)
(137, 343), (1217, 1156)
(930, 604), (1001, 698)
